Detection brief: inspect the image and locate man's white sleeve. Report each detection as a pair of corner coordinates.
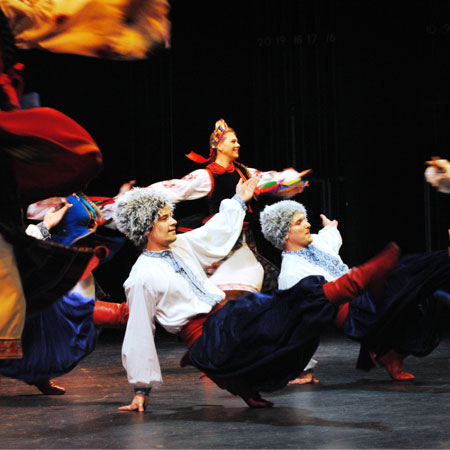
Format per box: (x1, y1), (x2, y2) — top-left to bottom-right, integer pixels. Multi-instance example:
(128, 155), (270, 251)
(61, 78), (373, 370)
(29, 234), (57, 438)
(181, 197), (246, 269)
(25, 224), (44, 240)
(315, 226), (343, 255)
(122, 281), (163, 389)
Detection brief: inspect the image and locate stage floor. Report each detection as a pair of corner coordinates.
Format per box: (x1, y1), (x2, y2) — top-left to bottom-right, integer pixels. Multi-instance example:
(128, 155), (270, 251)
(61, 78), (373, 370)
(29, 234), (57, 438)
(2, 329), (450, 449)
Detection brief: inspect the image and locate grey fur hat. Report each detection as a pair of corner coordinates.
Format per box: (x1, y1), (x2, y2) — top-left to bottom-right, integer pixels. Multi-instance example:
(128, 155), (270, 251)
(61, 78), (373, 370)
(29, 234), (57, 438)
(114, 187), (173, 249)
(260, 200), (307, 250)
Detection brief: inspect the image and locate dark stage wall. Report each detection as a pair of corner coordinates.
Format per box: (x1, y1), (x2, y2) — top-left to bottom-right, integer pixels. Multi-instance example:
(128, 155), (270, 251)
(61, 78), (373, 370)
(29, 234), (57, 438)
(17, 0), (450, 299)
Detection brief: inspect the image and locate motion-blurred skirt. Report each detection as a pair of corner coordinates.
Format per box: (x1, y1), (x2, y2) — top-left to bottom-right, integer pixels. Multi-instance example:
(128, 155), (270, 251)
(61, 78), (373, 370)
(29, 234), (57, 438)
(0, 292), (97, 383)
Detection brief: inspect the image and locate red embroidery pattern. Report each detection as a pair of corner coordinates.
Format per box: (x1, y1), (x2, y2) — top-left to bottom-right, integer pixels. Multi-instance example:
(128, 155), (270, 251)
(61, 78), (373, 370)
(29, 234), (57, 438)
(181, 173), (199, 181)
(0, 339), (23, 359)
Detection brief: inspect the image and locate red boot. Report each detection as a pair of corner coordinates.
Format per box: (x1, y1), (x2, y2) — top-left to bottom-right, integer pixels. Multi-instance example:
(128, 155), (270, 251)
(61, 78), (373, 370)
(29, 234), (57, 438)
(377, 349), (415, 381)
(93, 300), (129, 328)
(33, 379), (66, 395)
(323, 242), (400, 305)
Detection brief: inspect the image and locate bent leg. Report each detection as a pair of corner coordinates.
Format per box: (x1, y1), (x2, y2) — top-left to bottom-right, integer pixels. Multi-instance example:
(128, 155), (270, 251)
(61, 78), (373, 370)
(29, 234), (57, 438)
(323, 242), (400, 305)
(93, 300), (129, 328)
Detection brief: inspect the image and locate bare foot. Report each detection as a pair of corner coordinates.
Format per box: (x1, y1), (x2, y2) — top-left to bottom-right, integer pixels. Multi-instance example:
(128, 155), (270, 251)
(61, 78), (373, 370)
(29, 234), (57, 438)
(288, 372), (320, 385)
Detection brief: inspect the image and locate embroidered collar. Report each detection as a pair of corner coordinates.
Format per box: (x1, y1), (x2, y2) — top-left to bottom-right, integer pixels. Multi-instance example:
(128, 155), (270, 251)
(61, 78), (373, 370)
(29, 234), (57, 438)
(143, 249), (171, 258)
(143, 249), (222, 306)
(283, 244), (349, 279)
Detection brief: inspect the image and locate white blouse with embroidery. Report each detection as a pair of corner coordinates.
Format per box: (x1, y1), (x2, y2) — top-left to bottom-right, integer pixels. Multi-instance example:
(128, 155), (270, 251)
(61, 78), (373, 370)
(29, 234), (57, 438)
(278, 225), (347, 289)
(121, 197), (246, 390)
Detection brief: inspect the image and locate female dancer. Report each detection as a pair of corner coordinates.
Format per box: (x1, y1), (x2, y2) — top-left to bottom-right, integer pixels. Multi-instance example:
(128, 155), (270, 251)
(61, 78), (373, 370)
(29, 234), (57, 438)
(150, 118), (310, 298)
(0, 194), (129, 395)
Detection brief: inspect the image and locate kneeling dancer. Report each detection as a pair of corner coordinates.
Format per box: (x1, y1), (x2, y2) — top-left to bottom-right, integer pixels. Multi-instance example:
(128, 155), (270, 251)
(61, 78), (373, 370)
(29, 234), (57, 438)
(114, 180), (399, 411)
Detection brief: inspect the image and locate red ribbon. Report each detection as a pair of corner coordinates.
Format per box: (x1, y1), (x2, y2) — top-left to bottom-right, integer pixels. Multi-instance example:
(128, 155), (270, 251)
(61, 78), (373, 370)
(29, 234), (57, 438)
(0, 63), (25, 109)
(185, 150), (213, 164)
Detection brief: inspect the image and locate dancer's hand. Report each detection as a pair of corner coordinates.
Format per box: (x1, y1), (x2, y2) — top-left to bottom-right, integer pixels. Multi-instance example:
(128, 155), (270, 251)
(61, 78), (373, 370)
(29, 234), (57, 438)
(117, 180), (136, 196)
(118, 394), (148, 412)
(43, 200), (73, 230)
(426, 157), (450, 173)
(236, 177), (259, 203)
(320, 214), (338, 229)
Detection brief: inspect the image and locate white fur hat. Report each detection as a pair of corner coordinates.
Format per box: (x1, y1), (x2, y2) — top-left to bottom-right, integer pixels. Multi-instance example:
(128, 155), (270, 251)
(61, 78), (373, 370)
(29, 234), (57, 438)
(260, 200), (307, 250)
(114, 187), (172, 249)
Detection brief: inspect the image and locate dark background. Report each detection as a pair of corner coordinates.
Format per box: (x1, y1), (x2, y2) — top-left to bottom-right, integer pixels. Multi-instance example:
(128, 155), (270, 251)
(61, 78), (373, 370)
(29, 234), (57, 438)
(17, 0), (450, 300)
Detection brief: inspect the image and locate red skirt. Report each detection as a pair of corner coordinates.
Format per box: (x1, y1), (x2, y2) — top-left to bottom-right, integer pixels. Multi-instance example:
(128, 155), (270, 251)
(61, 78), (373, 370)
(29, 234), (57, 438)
(0, 107), (103, 206)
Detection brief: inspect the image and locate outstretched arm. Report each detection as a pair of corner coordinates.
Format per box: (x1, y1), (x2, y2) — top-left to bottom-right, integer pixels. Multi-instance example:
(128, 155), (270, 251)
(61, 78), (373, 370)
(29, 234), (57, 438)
(149, 169), (212, 203)
(320, 214), (338, 229)
(116, 180), (136, 197)
(247, 167), (311, 198)
(180, 178), (257, 269)
(316, 214), (343, 255)
(120, 280), (162, 412)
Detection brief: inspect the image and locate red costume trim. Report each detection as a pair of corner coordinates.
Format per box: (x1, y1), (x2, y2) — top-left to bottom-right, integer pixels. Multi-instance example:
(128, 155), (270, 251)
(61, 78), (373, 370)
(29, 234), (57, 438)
(0, 63), (24, 109)
(178, 303), (223, 349)
(185, 151), (213, 164)
(88, 196), (115, 206)
(79, 246), (109, 280)
(176, 226), (194, 233)
(334, 303), (349, 329)
(207, 161), (235, 174)
(234, 166), (248, 181)
(205, 168), (215, 199)
(0, 339), (23, 359)
(0, 107), (103, 205)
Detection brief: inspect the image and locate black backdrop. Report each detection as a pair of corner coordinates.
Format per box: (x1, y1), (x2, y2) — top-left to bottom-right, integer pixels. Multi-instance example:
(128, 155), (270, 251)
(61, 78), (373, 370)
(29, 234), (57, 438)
(17, 0), (450, 300)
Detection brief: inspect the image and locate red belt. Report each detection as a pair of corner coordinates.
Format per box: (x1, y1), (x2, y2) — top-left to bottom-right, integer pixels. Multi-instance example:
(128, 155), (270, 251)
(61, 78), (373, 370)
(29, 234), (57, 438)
(178, 303), (223, 349)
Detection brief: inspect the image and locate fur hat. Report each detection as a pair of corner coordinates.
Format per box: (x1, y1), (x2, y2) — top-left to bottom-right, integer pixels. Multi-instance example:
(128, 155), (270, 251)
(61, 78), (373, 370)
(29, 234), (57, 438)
(260, 200), (307, 250)
(114, 187), (172, 249)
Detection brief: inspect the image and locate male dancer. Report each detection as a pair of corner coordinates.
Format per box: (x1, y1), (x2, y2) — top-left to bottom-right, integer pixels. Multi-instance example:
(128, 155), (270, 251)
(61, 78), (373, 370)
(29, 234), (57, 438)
(114, 181), (399, 410)
(260, 200), (450, 381)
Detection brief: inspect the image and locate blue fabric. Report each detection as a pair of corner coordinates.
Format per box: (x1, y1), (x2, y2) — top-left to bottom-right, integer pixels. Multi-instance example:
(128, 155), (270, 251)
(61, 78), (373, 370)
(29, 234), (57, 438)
(0, 292), (97, 383)
(189, 250), (450, 392)
(345, 249), (450, 358)
(189, 276), (337, 393)
(49, 193), (125, 265)
(50, 194), (95, 246)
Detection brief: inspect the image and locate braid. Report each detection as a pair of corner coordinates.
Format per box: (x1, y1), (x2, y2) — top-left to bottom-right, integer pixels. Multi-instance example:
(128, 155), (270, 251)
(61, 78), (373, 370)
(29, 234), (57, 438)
(210, 148), (217, 162)
(234, 160), (251, 179)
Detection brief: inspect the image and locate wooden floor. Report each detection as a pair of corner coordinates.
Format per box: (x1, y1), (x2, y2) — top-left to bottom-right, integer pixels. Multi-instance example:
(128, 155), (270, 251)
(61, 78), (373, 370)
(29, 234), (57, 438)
(2, 328), (450, 449)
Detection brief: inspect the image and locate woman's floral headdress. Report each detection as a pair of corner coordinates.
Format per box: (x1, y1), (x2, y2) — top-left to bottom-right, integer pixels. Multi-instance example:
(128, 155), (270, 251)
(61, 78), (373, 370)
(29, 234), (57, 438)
(186, 118), (229, 163)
